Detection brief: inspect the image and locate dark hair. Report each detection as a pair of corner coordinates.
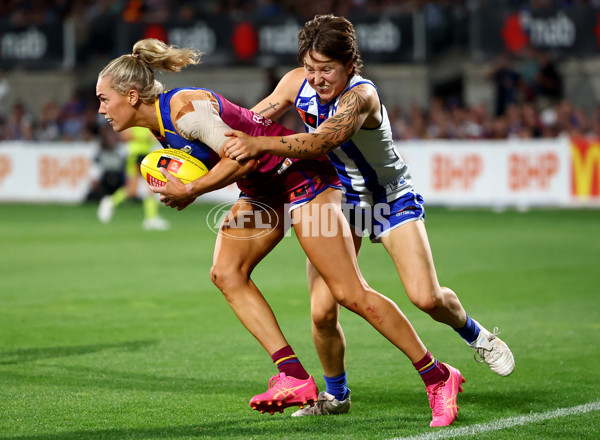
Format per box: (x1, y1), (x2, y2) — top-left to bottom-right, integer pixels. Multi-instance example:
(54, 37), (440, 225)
(297, 14), (363, 76)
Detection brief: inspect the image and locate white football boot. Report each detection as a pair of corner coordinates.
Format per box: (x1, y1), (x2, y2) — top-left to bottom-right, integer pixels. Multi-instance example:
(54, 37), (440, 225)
(291, 390), (351, 416)
(469, 321), (515, 376)
(142, 216), (170, 231)
(97, 196), (114, 223)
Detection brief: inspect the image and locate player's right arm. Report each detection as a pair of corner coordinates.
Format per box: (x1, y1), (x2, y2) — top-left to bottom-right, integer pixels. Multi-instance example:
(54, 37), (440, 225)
(251, 68), (304, 120)
(153, 157), (256, 210)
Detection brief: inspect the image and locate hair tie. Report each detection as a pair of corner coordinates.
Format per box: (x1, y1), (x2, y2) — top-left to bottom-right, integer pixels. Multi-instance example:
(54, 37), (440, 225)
(131, 53), (139, 59)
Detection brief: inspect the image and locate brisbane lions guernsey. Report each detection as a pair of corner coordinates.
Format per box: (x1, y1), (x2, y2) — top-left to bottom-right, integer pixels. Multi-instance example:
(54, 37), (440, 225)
(153, 87), (334, 199)
(295, 75), (413, 206)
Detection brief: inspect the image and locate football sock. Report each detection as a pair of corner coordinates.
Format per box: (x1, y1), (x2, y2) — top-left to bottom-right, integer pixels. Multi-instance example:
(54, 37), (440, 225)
(111, 187), (127, 207)
(413, 351), (449, 387)
(271, 345), (309, 380)
(143, 195), (159, 220)
(324, 371), (349, 401)
(454, 314), (481, 344)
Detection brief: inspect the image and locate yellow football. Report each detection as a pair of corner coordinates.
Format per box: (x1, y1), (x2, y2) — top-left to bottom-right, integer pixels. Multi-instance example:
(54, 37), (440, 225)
(140, 149), (209, 187)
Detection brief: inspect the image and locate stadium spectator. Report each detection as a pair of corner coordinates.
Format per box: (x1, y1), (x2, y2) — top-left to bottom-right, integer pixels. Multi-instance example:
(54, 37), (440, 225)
(3, 101), (34, 141)
(516, 45), (540, 103)
(555, 99), (590, 136)
(223, 14), (513, 423)
(57, 92), (88, 141)
(489, 52), (523, 116)
(0, 69), (10, 119)
(534, 51), (563, 109)
(35, 100), (62, 142)
(96, 37), (465, 427)
(521, 102), (543, 138)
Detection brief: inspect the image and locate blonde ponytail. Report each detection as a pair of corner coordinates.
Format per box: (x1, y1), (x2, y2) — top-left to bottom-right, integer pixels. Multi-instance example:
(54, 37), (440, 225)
(98, 39), (203, 103)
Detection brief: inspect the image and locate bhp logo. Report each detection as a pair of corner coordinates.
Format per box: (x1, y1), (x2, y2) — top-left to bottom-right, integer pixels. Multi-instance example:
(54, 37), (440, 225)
(0, 155), (11, 186)
(38, 156), (90, 188)
(432, 154), (482, 190)
(508, 152), (558, 191)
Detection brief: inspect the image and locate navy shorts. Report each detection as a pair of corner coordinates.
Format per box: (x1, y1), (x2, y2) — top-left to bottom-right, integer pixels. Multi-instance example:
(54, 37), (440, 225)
(343, 191), (425, 243)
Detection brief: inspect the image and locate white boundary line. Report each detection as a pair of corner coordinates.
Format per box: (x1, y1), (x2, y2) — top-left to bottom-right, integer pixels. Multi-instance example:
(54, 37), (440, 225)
(389, 400), (600, 440)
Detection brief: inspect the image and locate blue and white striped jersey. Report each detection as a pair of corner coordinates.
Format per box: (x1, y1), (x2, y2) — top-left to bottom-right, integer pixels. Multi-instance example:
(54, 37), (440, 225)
(295, 75), (413, 206)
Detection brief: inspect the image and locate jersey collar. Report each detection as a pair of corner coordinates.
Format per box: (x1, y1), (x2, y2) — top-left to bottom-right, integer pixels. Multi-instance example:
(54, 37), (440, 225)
(154, 98), (166, 138)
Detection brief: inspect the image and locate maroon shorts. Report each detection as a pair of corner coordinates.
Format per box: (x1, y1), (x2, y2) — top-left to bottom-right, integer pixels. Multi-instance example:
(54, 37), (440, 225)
(239, 158), (342, 211)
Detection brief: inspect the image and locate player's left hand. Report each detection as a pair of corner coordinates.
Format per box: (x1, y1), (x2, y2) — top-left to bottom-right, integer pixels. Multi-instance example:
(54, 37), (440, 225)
(149, 168), (197, 210)
(223, 130), (262, 161)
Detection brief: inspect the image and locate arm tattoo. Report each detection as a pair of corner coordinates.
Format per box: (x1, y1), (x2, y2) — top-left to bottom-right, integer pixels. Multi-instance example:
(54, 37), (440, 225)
(257, 101), (280, 115)
(279, 88), (368, 156)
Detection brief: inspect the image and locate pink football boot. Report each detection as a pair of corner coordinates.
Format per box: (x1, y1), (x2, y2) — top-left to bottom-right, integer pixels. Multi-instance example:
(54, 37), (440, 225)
(426, 363), (465, 427)
(250, 373), (318, 415)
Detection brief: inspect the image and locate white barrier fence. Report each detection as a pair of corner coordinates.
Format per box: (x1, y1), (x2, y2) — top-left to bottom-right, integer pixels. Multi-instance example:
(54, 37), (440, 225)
(0, 142), (95, 203)
(400, 138), (572, 208)
(1, 138), (599, 207)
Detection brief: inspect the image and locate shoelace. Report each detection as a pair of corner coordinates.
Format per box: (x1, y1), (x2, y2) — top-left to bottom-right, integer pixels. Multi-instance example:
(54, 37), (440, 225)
(428, 383), (446, 416)
(473, 327), (501, 364)
(267, 373), (282, 389)
(313, 401), (329, 415)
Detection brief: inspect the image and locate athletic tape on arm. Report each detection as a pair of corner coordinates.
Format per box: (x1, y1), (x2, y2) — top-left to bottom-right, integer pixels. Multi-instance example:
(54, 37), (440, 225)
(175, 100), (230, 153)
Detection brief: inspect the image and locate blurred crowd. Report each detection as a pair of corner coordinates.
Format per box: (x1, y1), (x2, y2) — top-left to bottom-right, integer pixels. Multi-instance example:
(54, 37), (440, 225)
(1, 0), (599, 29)
(0, 1), (469, 27)
(1, 43), (598, 143)
(390, 45), (599, 140)
(2, 0), (600, 143)
(388, 99), (599, 140)
(1, 81), (597, 145)
(0, 85), (101, 143)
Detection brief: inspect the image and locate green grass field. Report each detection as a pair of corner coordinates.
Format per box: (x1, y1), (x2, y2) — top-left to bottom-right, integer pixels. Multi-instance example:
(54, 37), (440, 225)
(1, 202), (599, 439)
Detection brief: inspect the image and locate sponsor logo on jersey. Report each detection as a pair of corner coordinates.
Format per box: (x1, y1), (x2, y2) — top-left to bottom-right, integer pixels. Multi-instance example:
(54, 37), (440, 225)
(276, 158), (293, 175)
(289, 183), (310, 202)
(297, 107), (318, 129)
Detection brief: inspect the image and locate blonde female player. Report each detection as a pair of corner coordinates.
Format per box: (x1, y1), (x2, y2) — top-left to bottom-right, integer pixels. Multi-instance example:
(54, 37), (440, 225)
(223, 14), (514, 420)
(96, 38), (464, 427)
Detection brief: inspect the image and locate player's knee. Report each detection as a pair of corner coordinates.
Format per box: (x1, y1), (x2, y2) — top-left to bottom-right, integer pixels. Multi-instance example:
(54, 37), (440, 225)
(311, 306), (338, 330)
(209, 264), (225, 290)
(210, 262), (248, 292)
(409, 287), (444, 313)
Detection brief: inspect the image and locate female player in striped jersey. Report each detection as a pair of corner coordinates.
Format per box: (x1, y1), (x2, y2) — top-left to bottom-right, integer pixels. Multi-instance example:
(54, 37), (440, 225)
(223, 14), (514, 421)
(96, 38), (463, 426)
